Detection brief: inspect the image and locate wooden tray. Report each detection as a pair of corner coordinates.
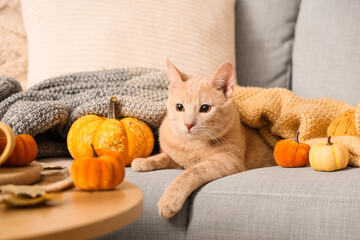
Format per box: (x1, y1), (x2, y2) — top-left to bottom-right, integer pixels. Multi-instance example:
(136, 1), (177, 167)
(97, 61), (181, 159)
(0, 162), (43, 185)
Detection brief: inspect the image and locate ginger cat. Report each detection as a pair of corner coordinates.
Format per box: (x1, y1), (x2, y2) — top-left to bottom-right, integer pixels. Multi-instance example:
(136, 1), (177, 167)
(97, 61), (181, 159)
(131, 60), (276, 218)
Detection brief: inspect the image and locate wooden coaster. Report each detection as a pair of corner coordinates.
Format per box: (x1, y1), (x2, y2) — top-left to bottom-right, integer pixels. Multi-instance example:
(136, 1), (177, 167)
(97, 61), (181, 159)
(0, 162), (43, 185)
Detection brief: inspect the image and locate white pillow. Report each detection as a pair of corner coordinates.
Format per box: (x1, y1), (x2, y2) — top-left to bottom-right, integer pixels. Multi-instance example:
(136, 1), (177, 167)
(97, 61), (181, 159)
(0, 0), (27, 90)
(22, 0), (236, 87)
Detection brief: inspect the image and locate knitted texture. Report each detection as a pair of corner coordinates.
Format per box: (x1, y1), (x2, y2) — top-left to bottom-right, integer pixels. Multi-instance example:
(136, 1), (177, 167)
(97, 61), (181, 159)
(0, 68), (169, 158)
(233, 86), (360, 167)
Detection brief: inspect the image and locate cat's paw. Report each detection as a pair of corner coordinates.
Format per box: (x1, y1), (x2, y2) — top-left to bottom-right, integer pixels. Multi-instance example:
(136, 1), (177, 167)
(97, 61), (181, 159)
(131, 158), (156, 172)
(158, 191), (185, 218)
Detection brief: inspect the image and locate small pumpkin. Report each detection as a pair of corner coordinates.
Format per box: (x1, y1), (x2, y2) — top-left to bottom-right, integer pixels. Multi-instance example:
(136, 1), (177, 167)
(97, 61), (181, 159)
(67, 96), (154, 166)
(71, 145), (125, 190)
(309, 136), (349, 171)
(0, 122), (16, 165)
(0, 123), (38, 166)
(273, 132), (311, 167)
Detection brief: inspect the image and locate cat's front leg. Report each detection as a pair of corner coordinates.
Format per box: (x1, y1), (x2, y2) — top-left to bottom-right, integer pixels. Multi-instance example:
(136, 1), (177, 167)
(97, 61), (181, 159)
(158, 154), (245, 218)
(131, 152), (180, 172)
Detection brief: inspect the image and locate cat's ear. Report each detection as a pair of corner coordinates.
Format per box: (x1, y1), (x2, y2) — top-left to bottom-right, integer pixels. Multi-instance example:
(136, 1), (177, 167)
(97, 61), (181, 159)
(166, 58), (187, 95)
(211, 62), (235, 98)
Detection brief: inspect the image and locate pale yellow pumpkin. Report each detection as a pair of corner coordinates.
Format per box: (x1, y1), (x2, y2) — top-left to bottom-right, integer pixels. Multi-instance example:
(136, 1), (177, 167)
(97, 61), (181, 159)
(309, 136), (349, 171)
(67, 97), (154, 166)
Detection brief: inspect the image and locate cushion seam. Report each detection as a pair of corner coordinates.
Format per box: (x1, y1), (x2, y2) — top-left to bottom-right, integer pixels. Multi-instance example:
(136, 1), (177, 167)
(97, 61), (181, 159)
(192, 192), (360, 203)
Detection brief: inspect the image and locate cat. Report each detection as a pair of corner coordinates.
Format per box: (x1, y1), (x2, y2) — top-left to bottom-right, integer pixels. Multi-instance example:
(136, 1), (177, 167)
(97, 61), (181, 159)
(131, 59), (276, 218)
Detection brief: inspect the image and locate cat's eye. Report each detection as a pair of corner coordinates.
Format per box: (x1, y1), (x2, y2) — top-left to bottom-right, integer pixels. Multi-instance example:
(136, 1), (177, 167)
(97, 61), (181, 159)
(176, 104), (184, 112)
(200, 104), (211, 113)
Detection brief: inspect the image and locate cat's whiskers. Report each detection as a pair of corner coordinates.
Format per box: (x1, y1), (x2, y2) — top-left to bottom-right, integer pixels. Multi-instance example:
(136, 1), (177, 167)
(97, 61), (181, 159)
(201, 123), (227, 134)
(200, 130), (220, 147)
(198, 130), (212, 143)
(207, 131), (226, 148)
(202, 125), (222, 130)
(200, 126), (228, 145)
(202, 128), (239, 159)
(199, 128), (225, 150)
(205, 128), (243, 161)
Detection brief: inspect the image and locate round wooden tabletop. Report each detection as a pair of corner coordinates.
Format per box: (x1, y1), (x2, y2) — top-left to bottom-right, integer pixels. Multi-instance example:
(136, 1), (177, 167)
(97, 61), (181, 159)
(0, 180), (143, 240)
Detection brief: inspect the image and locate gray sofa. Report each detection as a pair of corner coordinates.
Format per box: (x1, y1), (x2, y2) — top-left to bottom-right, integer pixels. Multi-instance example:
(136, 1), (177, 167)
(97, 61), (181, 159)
(99, 0), (360, 239)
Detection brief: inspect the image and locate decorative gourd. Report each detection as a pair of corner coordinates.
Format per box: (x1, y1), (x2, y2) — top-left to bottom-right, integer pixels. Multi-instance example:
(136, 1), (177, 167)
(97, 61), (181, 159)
(71, 145), (125, 190)
(67, 96), (154, 166)
(327, 110), (360, 137)
(273, 132), (311, 167)
(0, 122), (38, 166)
(0, 122), (16, 165)
(309, 136), (349, 171)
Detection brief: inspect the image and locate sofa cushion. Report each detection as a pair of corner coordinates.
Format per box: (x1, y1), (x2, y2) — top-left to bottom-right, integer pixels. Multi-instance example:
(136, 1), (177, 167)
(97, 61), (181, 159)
(235, 0), (300, 89)
(292, 0), (360, 106)
(22, 0), (236, 88)
(186, 166), (360, 240)
(101, 168), (188, 240)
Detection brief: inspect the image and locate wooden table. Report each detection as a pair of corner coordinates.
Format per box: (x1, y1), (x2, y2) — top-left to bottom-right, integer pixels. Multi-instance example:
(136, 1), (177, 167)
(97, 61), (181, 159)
(0, 181), (143, 240)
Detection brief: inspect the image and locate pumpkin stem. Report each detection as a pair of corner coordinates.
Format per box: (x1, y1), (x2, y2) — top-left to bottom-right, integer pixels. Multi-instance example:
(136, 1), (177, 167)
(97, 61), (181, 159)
(107, 96), (118, 119)
(295, 132), (300, 143)
(91, 144), (99, 158)
(327, 136), (333, 146)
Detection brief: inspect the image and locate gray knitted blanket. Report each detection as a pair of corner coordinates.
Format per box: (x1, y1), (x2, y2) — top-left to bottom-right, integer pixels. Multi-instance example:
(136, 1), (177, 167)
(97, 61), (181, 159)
(0, 68), (169, 158)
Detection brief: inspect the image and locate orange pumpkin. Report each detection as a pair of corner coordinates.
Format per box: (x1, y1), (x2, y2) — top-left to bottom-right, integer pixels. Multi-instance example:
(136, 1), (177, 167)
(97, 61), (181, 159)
(71, 145), (125, 190)
(0, 122), (16, 165)
(67, 96), (154, 166)
(273, 132), (311, 167)
(0, 134), (38, 166)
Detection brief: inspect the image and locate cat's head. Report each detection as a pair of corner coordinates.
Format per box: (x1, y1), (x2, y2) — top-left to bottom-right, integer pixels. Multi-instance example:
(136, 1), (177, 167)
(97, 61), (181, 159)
(165, 59), (236, 139)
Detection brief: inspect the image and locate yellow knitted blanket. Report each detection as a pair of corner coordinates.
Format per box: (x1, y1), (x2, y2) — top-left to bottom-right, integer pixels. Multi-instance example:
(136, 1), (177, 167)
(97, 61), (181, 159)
(232, 86), (360, 167)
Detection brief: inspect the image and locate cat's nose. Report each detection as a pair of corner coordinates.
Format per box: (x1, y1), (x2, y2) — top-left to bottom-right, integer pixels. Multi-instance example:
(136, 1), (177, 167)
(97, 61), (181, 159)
(184, 123), (195, 132)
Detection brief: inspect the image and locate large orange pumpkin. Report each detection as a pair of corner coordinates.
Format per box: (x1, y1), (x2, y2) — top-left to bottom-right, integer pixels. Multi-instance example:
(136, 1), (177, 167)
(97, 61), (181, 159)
(67, 96), (154, 166)
(0, 134), (38, 167)
(273, 132), (311, 167)
(71, 145), (125, 190)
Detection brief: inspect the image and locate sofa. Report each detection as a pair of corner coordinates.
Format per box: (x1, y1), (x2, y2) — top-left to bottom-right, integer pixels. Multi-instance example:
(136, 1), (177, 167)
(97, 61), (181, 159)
(96, 1), (360, 239)
(2, 0), (360, 239)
